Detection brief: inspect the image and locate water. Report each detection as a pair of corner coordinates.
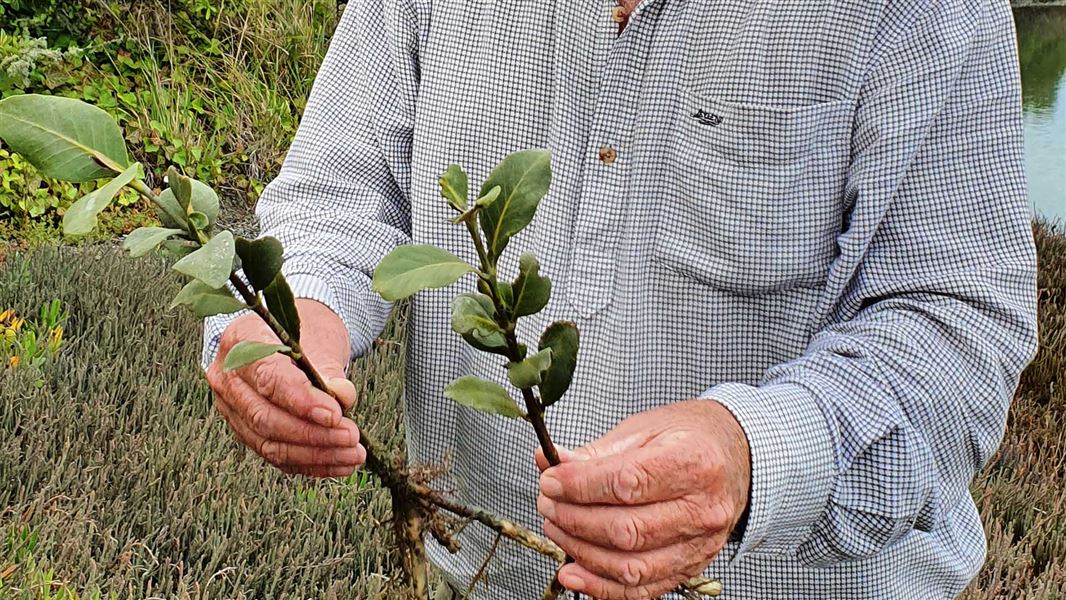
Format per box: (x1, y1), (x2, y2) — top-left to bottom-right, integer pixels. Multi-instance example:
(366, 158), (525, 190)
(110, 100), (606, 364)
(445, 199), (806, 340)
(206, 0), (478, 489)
(1016, 7), (1066, 223)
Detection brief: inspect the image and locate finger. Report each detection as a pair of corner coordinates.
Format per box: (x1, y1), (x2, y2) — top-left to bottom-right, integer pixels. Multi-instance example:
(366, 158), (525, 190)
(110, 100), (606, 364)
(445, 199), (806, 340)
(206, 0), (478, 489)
(226, 375), (359, 447)
(215, 392), (366, 468)
(534, 446), (583, 472)
(570, 429), (649, 461)
(241, 355), (344, 427)
(537, 494), (730, 552)
(556, 562), (685, 600)
(544, 521), (714, 591)
(540, 445), (700, 505)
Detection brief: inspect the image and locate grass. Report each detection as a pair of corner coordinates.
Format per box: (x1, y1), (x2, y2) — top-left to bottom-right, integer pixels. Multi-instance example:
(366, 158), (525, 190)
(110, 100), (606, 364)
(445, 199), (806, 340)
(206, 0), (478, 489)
(0, 246), (410, 598)
(960, 223), (1066, 598)
(0, 226), (1063, 598)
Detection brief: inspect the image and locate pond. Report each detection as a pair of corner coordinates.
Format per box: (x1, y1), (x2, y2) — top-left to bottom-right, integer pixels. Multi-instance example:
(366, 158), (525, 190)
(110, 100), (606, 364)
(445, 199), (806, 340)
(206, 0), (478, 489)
(1016, 7), (1066, 223)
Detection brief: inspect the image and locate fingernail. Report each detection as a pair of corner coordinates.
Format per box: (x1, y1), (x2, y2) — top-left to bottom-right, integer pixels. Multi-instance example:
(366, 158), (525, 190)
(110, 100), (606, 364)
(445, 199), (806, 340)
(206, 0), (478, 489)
(540, 474), (563, 498)
(331, 426), (357, 447)
(537, 495), (557, 521)
(558, 569), (584, 591)
(556, 447), (577, 461)
(570, 447), (592, 461)
(310, 407), (335, 427)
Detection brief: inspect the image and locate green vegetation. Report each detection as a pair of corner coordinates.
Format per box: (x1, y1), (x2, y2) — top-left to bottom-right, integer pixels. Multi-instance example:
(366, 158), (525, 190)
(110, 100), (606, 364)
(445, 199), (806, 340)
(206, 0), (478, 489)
(0, 0), (342, 238)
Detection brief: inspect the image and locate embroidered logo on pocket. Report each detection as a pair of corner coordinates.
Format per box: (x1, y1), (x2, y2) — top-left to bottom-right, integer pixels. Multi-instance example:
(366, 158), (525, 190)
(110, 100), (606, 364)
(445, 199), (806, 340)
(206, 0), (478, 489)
(691, 109), (722, 127)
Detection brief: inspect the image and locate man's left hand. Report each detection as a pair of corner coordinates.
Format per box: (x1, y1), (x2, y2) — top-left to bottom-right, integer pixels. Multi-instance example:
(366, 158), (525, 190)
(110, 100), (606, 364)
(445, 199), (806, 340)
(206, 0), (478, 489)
(535, 400), (751, 600)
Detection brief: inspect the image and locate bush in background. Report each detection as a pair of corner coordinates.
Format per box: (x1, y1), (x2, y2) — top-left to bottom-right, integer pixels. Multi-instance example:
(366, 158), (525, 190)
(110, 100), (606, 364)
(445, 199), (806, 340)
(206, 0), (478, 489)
(0, 0), (343, 238)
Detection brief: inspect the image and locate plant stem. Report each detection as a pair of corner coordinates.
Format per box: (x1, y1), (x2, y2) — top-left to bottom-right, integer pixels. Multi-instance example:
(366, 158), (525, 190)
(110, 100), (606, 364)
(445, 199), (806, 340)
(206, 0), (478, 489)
(461, 220), (576, 600)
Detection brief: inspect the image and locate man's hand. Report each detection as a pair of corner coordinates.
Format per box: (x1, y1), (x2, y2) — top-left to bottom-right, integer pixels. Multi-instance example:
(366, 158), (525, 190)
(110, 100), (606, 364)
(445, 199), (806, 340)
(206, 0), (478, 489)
(206, 299), (365, 477)
(535, 400), (750, 600)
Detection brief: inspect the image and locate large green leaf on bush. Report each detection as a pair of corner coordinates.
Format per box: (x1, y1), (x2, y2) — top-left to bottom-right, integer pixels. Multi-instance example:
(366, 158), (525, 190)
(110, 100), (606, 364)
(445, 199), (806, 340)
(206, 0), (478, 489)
(223, 341), (290, 372)
(235, 236), (284, 291)
(156, 178), (219, 231)
(0, 94), (129, 181)
(451, 293), (508, 354)
(511, 252), (551, 317)
(123, 226), (185, 258)
(372, 244), (474, 301)
(478, 149), (552, 257)
(444, 375), (525, 419)
(173, 230), (235, 289)
(169, 279), (246, 317)
(538, 321), (579, 406)
(263, 273), (301, 343)
(507, 348), (553, 389)
(62, 162), (142, 236)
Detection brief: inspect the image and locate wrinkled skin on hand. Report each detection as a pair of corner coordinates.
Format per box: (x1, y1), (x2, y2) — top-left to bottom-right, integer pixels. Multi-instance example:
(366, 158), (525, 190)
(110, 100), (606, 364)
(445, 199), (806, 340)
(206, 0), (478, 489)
(536, 400), (751, 600)
(207, 299), (365, 477)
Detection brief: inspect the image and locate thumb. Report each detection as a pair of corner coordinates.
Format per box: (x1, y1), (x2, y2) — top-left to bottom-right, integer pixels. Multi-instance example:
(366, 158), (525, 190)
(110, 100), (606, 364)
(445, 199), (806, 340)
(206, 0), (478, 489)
(326, 377), (357, 411)
(317, 362), (358, 412)
(572, 428), (648, 461)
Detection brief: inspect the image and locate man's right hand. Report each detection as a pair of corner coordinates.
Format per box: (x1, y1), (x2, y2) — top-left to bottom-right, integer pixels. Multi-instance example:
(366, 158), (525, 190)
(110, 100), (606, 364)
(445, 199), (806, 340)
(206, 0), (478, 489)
(206, 299), (366, 477)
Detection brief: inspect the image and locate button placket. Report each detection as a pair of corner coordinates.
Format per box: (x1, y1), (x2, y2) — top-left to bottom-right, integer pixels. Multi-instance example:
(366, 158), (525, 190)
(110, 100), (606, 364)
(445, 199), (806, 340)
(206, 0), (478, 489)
(567, 0), (659, 317)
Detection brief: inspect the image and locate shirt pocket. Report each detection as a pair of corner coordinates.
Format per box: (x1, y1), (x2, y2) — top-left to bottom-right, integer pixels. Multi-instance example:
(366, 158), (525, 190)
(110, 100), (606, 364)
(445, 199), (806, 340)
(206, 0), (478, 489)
(653, 89), (853, 296)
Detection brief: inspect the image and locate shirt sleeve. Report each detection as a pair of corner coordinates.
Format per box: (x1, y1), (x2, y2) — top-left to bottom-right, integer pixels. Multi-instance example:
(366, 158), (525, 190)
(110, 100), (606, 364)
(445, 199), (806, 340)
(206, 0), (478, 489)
(201, 0), (425, 369)
(705, 0), (1039, 565)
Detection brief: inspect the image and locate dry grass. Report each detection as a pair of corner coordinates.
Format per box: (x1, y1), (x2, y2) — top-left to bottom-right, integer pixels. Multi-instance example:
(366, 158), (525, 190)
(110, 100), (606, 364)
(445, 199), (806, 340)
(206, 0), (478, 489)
(0, 227), (1063, 598)
(962, 222), (1066, 599)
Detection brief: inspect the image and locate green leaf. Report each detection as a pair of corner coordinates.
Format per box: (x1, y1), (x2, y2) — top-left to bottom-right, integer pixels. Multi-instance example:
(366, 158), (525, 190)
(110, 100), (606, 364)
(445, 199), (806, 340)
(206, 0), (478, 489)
(123, 226), (184, 258)
(439, 164), (468, 211)
(160, 239), (197, 259)
(62, 162), (141, 235)
(538, 321), (579, 406)
(169, 279), (246, 317)
(451, 293), (507, 354)
(223, 340), (290, 372)
(444, 375), (525, 419)
(511, 252), (551, 317)
(372, 244), (475, 301)
(478, 149), (552, 257)
(235, 236), (284, 291)
(188, 211), (210, 232)
(263, 273), (301, 343)
(507, 348), (553, 389)
(497, 281), (514, 309)
(0, 94), (129, 182)
(475, 185), (502, 208)
(156, 178), (219, 231)
(173, 230), (235, 289)
(168, 166), (193, 212)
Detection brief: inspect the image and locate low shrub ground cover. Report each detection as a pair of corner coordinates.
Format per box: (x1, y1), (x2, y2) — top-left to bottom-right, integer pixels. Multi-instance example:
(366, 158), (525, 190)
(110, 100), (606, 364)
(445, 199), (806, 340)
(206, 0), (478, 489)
(0, 246), (410, 598)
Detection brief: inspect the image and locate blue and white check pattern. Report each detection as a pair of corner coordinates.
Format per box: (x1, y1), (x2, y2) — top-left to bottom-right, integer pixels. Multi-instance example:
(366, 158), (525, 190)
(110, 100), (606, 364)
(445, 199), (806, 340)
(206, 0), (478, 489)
(204, 0), (1039, 597)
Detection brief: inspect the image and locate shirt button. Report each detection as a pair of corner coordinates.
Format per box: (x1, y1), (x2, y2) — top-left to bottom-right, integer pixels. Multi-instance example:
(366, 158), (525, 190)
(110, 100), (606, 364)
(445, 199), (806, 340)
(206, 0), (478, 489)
(598, 146), (617, 165)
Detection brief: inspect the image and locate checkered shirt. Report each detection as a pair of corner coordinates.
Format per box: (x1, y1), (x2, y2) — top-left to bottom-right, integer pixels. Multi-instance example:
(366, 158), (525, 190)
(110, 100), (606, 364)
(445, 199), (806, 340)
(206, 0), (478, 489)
(203, 0), (1039, 597)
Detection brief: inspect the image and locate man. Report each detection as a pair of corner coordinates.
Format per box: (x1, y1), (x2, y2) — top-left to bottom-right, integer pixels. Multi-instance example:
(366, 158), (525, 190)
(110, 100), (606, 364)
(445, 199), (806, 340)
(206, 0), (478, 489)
(203, 0), (1039, 598)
